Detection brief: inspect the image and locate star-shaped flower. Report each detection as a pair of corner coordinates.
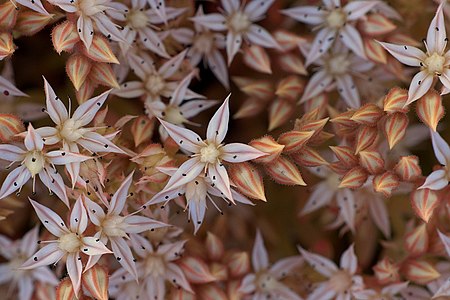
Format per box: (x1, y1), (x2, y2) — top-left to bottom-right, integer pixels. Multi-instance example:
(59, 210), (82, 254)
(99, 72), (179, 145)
(153, 95), (266, 202)
(298, 244), (364, 299)
(21, 198), (112, 295)
(36, 78), (125, 187)
(83, 171), (169, 279)
(282, 0), (379, 66)
(191, 0), (280, 65)
(379, 3), (450, 105)
(0, 227), (58, 300)
(0, 124), (91, 206)
(239, 230), (303, 300)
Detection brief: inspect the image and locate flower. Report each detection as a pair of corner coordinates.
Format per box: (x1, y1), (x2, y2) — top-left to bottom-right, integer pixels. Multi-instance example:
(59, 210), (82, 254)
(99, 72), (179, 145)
(378, 3), (450, 105)
(282, 0), (379, 66)
(299, 47), (374, 108)
(419, 130), (450, 190)
(83, 171), (168, 279)
(191, 0), (280, 65)
(10, 0), (50, 15)
(129, 233), (193, 299)
(238, 230), (303, 299)
(109, 1), (185, 57)
(152, 95), (266, 202)
(298, 244), (364, 299)
(20, 198), (112, 294)
(143, 166), (253, 234)
(0, 124), (91, 206)
(170, 6), (229, 88)
(36, 78), (125, 187)
(0, 227), (59, 300)
(47, 0), (126, 49)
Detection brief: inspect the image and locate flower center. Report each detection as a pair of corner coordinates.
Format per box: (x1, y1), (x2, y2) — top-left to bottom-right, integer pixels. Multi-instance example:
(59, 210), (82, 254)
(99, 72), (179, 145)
(101, 215), (127, 237)
(58, 232), (82, 253)
(24, 151), (45, 177)
(200, 143), (221, 164)
(145, 74), (166, 96)
(77, 0), (104, 17)
(326, 9), (347, 29)
(144, 255), (166, 277)
(255, 272), (279, 292)
(228, 11), (251, 33)
(9, 255), (27, 278)
(424, 52), (445, 75)
(193, 32), (214, 54)
(58, 118), (85, 142)
(326, 53), (351, 75)
(329, 270), (352, 293)
(163, 106), (186, 125)
(128, 10), (148, 29)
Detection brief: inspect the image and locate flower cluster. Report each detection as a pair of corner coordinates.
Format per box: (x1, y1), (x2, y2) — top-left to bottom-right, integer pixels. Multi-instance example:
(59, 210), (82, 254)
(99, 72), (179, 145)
(2, 0), (450, 299)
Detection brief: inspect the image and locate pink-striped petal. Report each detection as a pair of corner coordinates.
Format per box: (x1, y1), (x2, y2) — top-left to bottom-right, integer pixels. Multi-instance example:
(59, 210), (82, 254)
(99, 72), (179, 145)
(226, 32), (243, 65)
(340, 244), (357, 274)
(70, 197), (88, 234)
(299, 70), (333, 103)
(190, 14), (227, 31)
(208, 162), (233, 202)
(30, 199), (67, 236)
(110, 237), (138, 280)
(419, 169), (448, 190)
(43, 77), (68, 125)
(72, 90), (111, 126)
(281, 6), (326, 25)
(113, 81), (145, 98)
(221, 143), (266, 163)
(81, 237), (112, 256)
(244, 0), (274, 21)
(83, 195), (105, 226)
(77, 16), (94, 49)
(25, 124), (43, 151)
(252, 230), (269, 271)
(206, 94), (230, 144)
(46, 150), (91, 165)
(0, 144), (25, 161)
(124, 215), (168, 233)
(406, 71), (434, 105)
(427, 3), (446, 54)
(21, 243), (64, 269)
(77, 131), (125, 154)
(0, 166), (30, 199)
(298, 247), (337, 277)
(431, 130), (450, 165)
(305, 27), (337, 66)
(109, 171), (134, 215)
(180, 99), (219, 119)
(246, 25), (280, 49)
(344, 1), (379, 21)
(159, 50), (187, 79)
(336, 188), (356, 232)
(66, 252), (83, 294)
(159, 118), (202, 153)
(340, 24), (366, 58)
(378, 42), (425, 67)
(38, 168), (69, 207)
(164, 158), (205, 190)
(335, 74), (360, 108)
(206, 50), (229, 89)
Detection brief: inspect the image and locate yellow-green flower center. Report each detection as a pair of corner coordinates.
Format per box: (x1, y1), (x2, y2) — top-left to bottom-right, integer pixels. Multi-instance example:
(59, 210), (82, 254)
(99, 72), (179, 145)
(326, 9), (347, 29)
(102, 215), (127, 237)
(329, 270), (352, 293)
(24, 151), (45, 177)
(58, 232), (82, 253)
(145, 74), (166, 96)
(228, 11), (251, 33)
(424, 52), (445, 75)
(326, 53), (351, 76)
(128, 10), (148, 30)
(200, 143), (221, 164)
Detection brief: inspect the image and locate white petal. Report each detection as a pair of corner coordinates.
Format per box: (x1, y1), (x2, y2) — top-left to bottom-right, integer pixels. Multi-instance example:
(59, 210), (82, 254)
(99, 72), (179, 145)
(418, 169), (448, 190)
(431, 130), (450, 166)
(81, 237), (112, 256)
(180, 99), (219, 119)
(159, 118), (202, 153)
(72, 90), (111, 126)
(38, 168), (69, 207)
(299, 70), (333, 103)
(110, 237), (138, 280)
(335, 74), (360, 108)
(25, 124), (43, 151)
(170, 71), (196, 106)
(336, 189), (356, 232)
(21, 243), (64, 269)
(0, 144), (25, 162)
(378, 42), (425, 67)
(305, 28), (337, 66)
(301, 183), (334, 215)
(190, 14), (227, 31)
(113, 81), (145, 98)
(207, 50), (229, 89)
(368, 197), (391, 238)
(0, 166), (30, 199)
(340, 244), (357, 274)
(159, 50), (187, 79)
(344, 1), (379, 21)
(244, 0), (275, 21)
(109, 171), (134, 215)
(426, 3), (446, 54)
(77, 131), (125, 154)
(226, 32), (243, 65)
(77, 16), (94, 50)
(30, 200), (67, 236)
(406, 71), (434, 105)
(83, 195), (106, 226)
(206, 95), (230, 144)
(163, 158), (205, 191)
(43, 77), (68, 125)
(208, 163), (233, 202)
(281, 6), (326, 25)
(69, 197), (88, 234)
(252, 230), (269, 271)
(221, 143), (266, 162)
(246, 25), (280, 49)
(298, 247), (337, 277)
(66, 252), (83, 294)
(339, 25), (366, 59)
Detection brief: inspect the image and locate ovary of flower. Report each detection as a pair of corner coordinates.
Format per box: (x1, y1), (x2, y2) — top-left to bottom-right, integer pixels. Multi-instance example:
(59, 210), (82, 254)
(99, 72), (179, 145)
(199, 143), (222, 164)
(57, 119), (88, 143)
(23, 150), (46, 177)
(227, 11), (251, 33)
(325, 53), (351, 75)
(127, 9), (148, 29)
(378, 3), (450, 105)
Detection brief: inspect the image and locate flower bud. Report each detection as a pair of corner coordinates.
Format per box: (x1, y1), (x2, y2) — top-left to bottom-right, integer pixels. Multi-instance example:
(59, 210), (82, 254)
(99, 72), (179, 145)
(243, 45), (271, 74)
(339, 166), (368, 189)
(355, 125), (378, 154)
(394, 156), (422, 181)
(66, 54), (92, 91)
(384, 112), (408, 149)
(229, 163), (266, 201)
(404, 260), (440, 284)
(373, 172), (400, 197)
(52, 21), (79, 54)
(416, 89), (444, 131)
(278, 130), (314, 153)
(83, 36), (119, 64)
(383, 87), (409, 113)
(359, 150), (385, 174)
(249, 136), (284, 164)
(265, 156), (306, 186)
(410, 188), (441, 223)
(275, 75), (305, 101)
(82, 265), (109, 300)
(351, 103), (384, 126)
(268, 98), (295, 131)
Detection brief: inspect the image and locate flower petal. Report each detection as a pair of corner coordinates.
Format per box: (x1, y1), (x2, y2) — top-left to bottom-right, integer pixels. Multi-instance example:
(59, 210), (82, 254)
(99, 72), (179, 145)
(340, 24), (366, 59)
(81, 237), (112, 256)
(301, 183), (334, 215)
(77, 131), (125, 154)
(29, 199), (67, 236)
(180, 99), (219, 119)
(124, 215), (168, 233)
(208, 162), (233, 202)
(21, 243), (64, 269)
(252, 230), (269, 271)
(164, 158), (205, 191)
(43, 77), (68, 125)
(159, 50), (187, 79)
(46, 150), (91, 165)
(170, 71), (196, 106)
(207, 94), (230, 144)
(378, 42), (425, 67)
(113, 81), (145, 98)
(72, 90), (110, 126)
(246, 25), (280, 49)
(344, 1), (379, 21)
(190, 13), (227, 31)
(25, 124), (43, 151)
(159, 118), (202, 153)
(206, 50), (229, 89)
(109, 171), (134, 215)
(430, 129), (450, 166)
(83, 195), (106, 226)
(340, 244), (357, 274)
(70, 197), (88, 234)
(226, 32), (243, 65)
(336, 188), (356, 232)
(426, 3), (446, 54)
(368, 197), (391, 238)
(299, 70), (333, 103)
(419, 169), (448, 190)
(244, 0), (274, 21)
(110, 237), (138, 280)
(406, 71), (434, 105)
(305, 27), (336, 66)
(66, 252), (83, 294)
(77, 16), (94, 50)
(0, 165), (30, 199)
(221, 143), (266, 163)
(335, 74), (360, 108)
(38, 168), (69, 207)
(298, 247), (337, 277)
(0, 144), (25, 162)
(281, 6), (326, 25)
